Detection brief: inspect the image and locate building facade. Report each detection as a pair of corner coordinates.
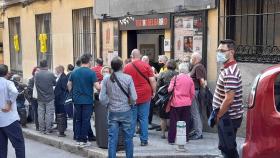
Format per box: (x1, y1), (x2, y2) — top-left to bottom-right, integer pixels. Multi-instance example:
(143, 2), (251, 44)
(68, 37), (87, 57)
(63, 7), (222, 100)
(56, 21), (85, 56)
(2, 0), (98, 79)
(95, 0), (219, 84)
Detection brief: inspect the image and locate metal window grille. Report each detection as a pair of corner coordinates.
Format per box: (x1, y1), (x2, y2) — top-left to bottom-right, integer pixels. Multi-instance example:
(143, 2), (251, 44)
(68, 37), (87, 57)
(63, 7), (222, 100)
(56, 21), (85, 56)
(219, 0), (280, 63)
(35, 13), (52, 69)
(72, 7), (96, 64)
(8, 17), (22, 75)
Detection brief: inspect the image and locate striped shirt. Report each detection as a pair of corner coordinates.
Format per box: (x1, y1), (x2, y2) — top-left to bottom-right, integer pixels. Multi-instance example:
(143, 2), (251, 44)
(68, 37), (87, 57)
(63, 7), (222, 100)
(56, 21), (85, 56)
(213, 61), (244, 119)
(99, 71), (137, 112)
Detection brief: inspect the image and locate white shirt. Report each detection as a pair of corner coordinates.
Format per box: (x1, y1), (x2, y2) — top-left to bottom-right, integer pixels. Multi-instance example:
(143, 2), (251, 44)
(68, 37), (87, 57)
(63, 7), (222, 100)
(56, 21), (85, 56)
(0, 77), (19, 127)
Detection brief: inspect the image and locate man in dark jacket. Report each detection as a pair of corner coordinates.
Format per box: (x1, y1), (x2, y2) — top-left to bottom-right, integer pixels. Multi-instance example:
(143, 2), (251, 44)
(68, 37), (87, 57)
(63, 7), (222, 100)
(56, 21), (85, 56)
(54, 65), (68, 136)
(54, 65), (68, 114)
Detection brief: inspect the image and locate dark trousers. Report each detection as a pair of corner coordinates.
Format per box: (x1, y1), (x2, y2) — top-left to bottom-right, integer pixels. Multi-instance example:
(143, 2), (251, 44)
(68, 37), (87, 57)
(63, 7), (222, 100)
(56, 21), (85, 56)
(217, 113), (242, 158)
(55, 103), (66, 114)
(88, 121), (94, 140)
(30, 100), (39, 129)
(65, 103), (73, 118)
(0, 121), (25, 158)
(73, 107), (94, 141)
(74, 104), (93, 142)
(168, 106), (191, 143)
(148, 100), (154, 124)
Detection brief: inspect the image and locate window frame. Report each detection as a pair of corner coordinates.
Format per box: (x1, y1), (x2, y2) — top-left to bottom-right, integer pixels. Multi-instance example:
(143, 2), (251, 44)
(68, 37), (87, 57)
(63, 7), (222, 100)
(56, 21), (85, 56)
(72, 7), (96, 64)
(8, 17), (23, 75)
(219, 0), (280, 64)
(35, 13), (53, 70)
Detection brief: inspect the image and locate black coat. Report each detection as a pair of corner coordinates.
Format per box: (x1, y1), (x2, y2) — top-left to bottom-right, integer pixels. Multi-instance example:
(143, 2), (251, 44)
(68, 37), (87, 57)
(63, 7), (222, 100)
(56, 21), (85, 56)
(54, 73), (68, 105)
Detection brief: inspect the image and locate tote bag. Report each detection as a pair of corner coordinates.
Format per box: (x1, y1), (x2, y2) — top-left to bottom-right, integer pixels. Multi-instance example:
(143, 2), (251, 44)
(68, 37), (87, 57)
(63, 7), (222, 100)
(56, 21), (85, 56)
(32, 81), (38, 99)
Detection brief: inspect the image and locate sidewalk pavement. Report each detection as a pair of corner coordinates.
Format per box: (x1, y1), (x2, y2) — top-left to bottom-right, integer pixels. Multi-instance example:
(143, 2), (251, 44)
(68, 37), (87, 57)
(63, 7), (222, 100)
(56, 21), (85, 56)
(22, 117), (245, 158)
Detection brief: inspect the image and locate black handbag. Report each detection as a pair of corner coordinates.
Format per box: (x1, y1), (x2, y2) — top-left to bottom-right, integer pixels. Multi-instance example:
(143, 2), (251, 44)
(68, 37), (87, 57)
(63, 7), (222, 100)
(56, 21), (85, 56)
(154, 75), (177, 110)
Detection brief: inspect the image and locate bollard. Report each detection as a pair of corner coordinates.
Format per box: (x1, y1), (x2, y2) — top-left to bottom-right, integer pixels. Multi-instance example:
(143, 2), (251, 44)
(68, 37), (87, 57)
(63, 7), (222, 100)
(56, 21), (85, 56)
(176, 121), (186, 151)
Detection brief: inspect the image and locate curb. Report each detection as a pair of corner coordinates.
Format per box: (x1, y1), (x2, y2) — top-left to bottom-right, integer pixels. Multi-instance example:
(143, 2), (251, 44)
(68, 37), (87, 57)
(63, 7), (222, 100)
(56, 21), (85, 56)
(22, 128), (222, 158)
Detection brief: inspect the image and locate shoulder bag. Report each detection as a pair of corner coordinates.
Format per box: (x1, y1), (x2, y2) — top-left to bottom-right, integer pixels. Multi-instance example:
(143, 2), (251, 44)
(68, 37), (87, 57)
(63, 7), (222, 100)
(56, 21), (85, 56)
(165, 75), (177, 113)
(131, 63), (153, 91)
(111, 73), (132, 105)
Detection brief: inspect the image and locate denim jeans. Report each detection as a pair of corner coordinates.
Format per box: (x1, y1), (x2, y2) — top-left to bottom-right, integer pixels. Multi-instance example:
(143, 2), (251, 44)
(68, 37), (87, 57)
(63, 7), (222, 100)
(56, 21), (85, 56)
(74, 104), (93, 142)
(0, 121), (25, 158)
(190, 90), (203, 136)
(108, 110), (133, 158)
(131, 101), (150, 143)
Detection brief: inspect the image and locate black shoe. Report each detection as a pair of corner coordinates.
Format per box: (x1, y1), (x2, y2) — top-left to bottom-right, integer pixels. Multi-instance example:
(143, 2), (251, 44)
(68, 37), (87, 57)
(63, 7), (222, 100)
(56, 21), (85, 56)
(88, 135), (96, 141)
(148, 124), (155, 130)
(189, 135), (203, 140)
(168, 142), (175, 145)
(140, 141), (148, 146)
(58, 132), (66, 137)
(188, 130), (196, 137)
(117, 145), (125, 151)
(161, 135), (166, 139)
(155, 127), (161, 131)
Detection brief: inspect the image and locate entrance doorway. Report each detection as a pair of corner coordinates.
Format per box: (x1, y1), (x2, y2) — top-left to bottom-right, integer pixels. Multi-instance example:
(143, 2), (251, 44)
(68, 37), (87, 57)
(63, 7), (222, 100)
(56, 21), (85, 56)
(127, 29), (165, 72)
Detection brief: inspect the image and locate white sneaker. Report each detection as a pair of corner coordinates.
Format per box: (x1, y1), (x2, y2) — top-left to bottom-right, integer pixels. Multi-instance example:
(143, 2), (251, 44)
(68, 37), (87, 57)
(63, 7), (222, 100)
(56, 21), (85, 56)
(79, 142), (91, 148)
(75, 142), (81, 146)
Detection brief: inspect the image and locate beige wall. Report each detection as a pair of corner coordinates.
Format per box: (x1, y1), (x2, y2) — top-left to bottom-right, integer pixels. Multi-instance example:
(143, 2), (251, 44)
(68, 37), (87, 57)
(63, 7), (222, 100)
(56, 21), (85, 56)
(3, 0), (93, 80)
(164, 29), (171, 59)
(121, 31), (128, 60)
(96, 20), (101, 58)
(207, 9), (219, 84)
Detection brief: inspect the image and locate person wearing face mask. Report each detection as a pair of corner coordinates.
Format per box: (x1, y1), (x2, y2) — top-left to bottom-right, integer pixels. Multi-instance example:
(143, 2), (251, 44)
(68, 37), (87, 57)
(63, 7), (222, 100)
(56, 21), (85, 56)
(213, 39), (243, 158)
(101, 66), (111, 79)
(189, 52), (206, 140)
(158, 55), (168, 74)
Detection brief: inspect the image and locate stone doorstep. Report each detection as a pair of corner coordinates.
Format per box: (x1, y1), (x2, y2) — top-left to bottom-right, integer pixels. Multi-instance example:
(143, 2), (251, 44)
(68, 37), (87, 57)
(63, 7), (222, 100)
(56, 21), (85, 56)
(22, 128), (223, 158)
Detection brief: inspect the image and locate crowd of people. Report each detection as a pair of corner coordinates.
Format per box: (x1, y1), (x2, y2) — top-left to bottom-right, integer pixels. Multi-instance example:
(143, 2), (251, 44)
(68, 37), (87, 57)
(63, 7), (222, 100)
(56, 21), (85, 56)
(0, 39), (243, 158)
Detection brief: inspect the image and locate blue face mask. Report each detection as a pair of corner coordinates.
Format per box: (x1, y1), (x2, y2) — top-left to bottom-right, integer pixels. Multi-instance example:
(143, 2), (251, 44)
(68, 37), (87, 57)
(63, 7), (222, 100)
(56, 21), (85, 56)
(216, 52), (228, 63)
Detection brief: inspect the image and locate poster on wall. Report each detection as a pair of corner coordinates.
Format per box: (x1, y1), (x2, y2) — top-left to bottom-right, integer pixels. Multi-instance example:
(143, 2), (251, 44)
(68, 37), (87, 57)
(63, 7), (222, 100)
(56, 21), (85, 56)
(193, 35), (203, 54)
(174, 16), (203, 62)
(102, 21), (118, 65)
(164, 39), (171, 51)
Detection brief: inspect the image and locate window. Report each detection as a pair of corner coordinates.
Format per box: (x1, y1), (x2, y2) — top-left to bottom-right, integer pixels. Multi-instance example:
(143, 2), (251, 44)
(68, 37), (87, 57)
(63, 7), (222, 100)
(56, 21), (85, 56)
(72, 7), (96, 64)
(8, 17), (22, 75)
(219, 0), (280, 63)
(35, 13), (52, 70)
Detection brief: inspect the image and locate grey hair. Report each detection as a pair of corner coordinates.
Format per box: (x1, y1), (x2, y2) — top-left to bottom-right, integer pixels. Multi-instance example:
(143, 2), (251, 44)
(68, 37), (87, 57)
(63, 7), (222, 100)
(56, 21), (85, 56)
(178, 63), (189, 74)
(131, 49), (141, 59)
(141, 55), (149, 61)
(192, 52), (202, 62)
(158, 55), (168, 63)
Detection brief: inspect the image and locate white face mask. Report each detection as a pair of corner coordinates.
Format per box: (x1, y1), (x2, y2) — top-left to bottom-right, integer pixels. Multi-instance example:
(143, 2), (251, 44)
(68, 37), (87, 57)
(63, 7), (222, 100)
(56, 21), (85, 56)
(103, 73), (110, 77)
(216, 51), (228, 63)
